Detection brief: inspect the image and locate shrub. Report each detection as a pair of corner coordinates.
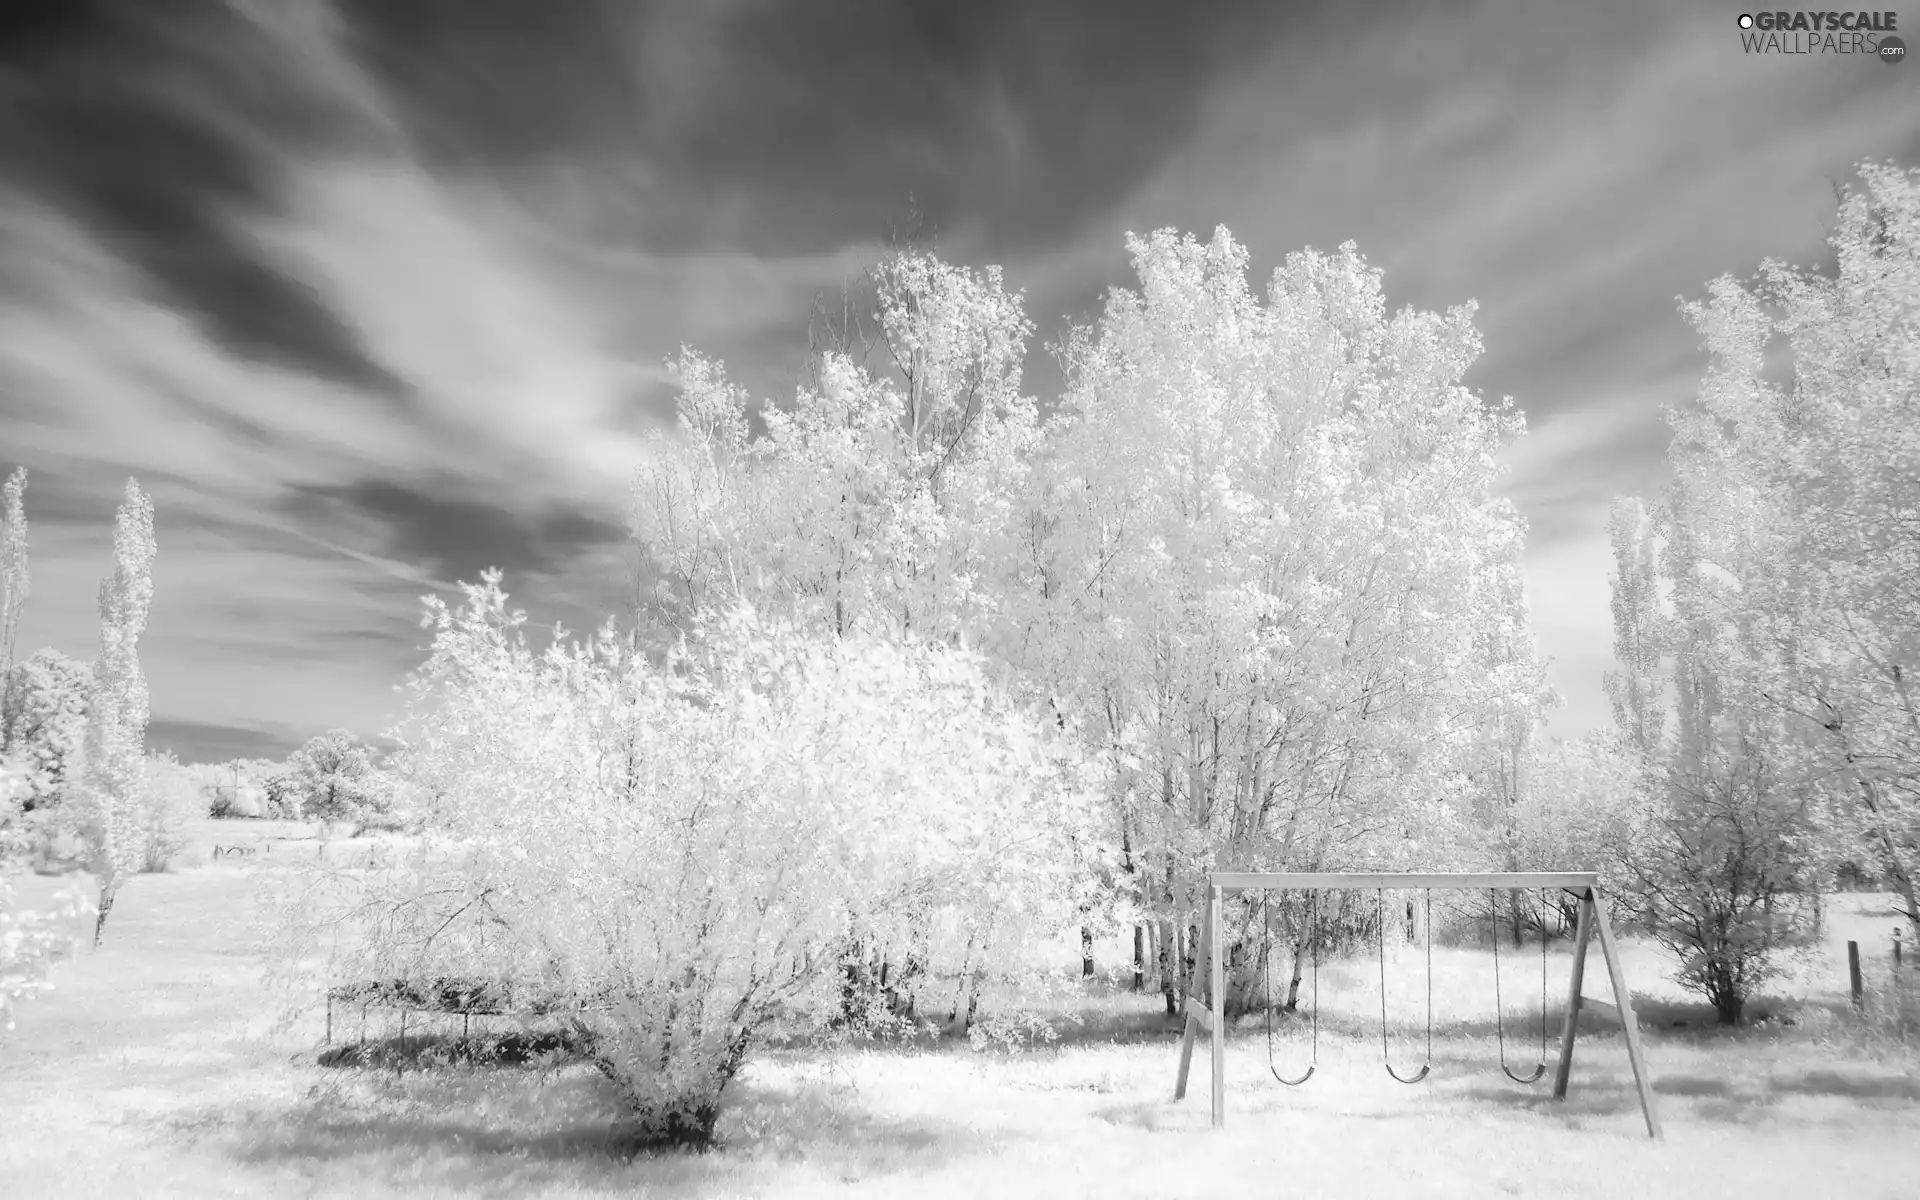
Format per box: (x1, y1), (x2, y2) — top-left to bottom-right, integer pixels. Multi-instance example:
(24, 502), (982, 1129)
(206, 767), (268, 819)
(137, 751), (200, 873)
(1, 755), (86, 1033)
(261, 772), (301, 820)
(266, 574), (1094, 1147)
(1618, 738), (1822, 1024)
(0, 648), (90, 814)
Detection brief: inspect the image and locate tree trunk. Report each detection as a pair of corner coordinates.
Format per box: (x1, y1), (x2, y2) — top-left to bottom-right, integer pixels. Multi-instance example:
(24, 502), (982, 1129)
(1712, 984), (1744, 1025)
(837, 936), (878, 1027)
(898, 923), (928, 1019)
(92, 876), (119, 948)
(1553, 893), (1578, 940)
(956, 930), (991, 1035)
(1158, 915), (1178, 1016)
(1862, 798), (1920, 948)
(1081, 926), (1095, 978)
(1830, 723), (1920, 948)
(1284, 932), (1306, 1012)
(1132, 924), (1146, 992)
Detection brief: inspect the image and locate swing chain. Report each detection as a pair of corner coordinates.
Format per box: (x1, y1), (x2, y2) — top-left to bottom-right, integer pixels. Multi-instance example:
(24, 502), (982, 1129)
(1490, 887), (1549, 1085)
(1377, 887), (1432, 1084)
(1265, 888), (1316, 1086)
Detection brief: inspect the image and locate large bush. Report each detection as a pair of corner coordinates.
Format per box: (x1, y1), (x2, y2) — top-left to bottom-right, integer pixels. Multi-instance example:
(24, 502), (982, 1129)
(0, 755), (86, 1033)
(1616, 737), (1822, 1025)
(268, 573), (1094, 1146)
(137, 751), (201, 872)
(0, 648), (90, 816)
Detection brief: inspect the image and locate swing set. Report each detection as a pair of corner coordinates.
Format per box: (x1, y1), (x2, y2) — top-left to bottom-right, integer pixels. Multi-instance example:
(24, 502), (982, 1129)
(1174, 872), (1661, 1140)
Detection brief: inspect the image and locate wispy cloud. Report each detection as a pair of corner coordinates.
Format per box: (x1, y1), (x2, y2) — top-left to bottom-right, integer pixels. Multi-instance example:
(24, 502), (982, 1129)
(0, 0), (1914, 756)
(1007, 0), (1920, 733)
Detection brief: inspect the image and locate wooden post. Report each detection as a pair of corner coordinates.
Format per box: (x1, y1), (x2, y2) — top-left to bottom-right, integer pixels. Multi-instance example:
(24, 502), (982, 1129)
(1588, 886), (1662, 1140)
(1209, 883), (1226, 1130)
(1173, 999), (1198, 1101)
(1895, 931), (1903, 969)
(1551, 890), (1593, 1100)
(1848, 940), (1863, 1008)
(1173, 895), (1215, 1103)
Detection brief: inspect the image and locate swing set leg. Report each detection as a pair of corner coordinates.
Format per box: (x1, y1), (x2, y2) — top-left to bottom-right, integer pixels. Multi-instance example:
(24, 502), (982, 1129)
(1171, 886), (1226, 1129)
(1553, 887), (1662, 1140)
(1551, 890), (1593, 1100)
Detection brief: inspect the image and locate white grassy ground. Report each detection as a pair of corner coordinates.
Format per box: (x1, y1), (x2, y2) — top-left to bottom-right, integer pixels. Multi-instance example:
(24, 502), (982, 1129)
(2, 819), (1917, 1199)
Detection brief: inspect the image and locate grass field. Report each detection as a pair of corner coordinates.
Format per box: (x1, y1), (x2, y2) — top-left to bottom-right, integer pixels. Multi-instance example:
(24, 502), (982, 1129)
(3, 819), (1918, 1199)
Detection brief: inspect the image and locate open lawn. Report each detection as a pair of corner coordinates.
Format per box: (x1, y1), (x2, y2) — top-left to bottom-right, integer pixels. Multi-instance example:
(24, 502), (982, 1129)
(3, 819), (1918, 1199)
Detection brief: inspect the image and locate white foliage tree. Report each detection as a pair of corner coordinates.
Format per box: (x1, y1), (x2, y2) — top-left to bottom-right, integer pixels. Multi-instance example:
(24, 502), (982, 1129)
(270, 572), (1095, 1146)
(0, 468), (27, 743)
(1642, 162), (1920, 945)
(1024, 228), (1550, 1009)
(284, 728), (381, 830)
(1601, 163), (1920, 1020)
(2, 649), (92, 817)
(631, 251), (1055, 1014)
(633, 250), (1040, 650)
(74, 479), (156, 947)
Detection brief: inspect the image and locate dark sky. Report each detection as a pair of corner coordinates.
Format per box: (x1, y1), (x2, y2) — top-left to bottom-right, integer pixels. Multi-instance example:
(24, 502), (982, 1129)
(1, 0), (1916, 761)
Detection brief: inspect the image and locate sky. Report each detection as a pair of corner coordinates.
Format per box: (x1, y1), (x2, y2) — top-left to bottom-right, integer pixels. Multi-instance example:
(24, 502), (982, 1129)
(1, 0), (1916, 763)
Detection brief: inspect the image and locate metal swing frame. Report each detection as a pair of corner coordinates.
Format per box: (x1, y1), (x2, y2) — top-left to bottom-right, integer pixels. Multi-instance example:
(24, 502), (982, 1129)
(1172, 872), (1663, 1140)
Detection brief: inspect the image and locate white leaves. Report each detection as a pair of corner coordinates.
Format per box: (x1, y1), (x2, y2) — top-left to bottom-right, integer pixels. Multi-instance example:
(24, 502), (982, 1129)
(1614, 161), (1920, 934)
(380, 576), (1093, 1057)
(1030, 224), (1546, 886)
(70, 478), (157, 897)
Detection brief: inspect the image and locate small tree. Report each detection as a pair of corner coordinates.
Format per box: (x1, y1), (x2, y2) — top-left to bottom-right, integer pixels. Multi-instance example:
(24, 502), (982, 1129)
(1510, 730), (1643, 932)
(259, 766), (303, 820)
(284, 729), (378, 831)
(0, 467), (28, 745)
(1620, 736), (1820, 1024)
(138, 751), (199, 872)
(73, 480), (156, 947)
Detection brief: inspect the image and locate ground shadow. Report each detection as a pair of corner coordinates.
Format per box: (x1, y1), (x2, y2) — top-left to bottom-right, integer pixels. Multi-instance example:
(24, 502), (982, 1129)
(315, 1028), (583, 1071)
(1774, 1068), (1920, 1102)
(1457, 1074), (1730, 1126)
(1460, 1063), (1920, 1129)
(201, 1055), (1008, 1198)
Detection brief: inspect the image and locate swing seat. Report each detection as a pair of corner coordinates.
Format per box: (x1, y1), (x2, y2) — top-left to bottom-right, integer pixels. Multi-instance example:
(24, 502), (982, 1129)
(1269, 1063), (1314, 1086)
(1377, 889), (1435, 1085)
(1490, 887), (1552, 1088)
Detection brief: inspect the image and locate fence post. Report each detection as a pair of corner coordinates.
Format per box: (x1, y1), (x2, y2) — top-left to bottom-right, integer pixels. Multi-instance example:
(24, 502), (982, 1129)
(1848, 940), (1863, 1009)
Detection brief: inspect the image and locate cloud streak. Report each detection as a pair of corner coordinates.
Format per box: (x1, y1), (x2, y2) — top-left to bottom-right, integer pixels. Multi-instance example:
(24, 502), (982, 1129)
(0, 0), (1915, 755)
